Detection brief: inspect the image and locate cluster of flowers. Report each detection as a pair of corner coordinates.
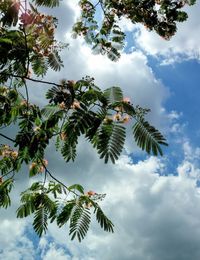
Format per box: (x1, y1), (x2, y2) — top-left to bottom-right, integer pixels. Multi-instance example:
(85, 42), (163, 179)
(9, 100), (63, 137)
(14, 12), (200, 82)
(18, 2), (57, 57)
(84, 190), (96, 208)
(104, 97), (131, 124)
(29, 159), (48, 173)
(59, 100), (81, 110)
(0, 145), (18, 160)
(0, 86), (9, 96)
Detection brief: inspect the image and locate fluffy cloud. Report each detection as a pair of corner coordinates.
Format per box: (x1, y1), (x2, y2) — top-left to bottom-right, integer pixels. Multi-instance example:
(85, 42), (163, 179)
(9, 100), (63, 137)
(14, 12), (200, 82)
(1, 143), (200, 260)
(39, 239), (72, 260)
(40, 155), (200, 260)
(0, 219), (35, 260)
(134, 2), (200, 64)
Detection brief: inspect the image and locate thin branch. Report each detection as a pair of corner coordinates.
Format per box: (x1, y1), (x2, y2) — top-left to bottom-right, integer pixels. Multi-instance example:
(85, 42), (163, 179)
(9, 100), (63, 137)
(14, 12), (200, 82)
(43, 165), (79, 197)
(42, 169), (47, 189)
(0, 72), (62, 87)
(0, 133), (15, 143)
(2, 168), (15, 178)
(93, 0), (101, 9)
(23, 79), (29, 109)
(99, 0), (112, 23)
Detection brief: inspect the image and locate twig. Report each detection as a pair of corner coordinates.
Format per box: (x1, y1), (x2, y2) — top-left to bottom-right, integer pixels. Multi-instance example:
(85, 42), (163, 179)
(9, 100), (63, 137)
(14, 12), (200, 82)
(42, 168), (47, 189)
(0, 72), (62, 87)
(2, 168), (15, 178)
(43, 165), (79, 197)
(23, 79), (29, 110)
(0, 133), (15, 143)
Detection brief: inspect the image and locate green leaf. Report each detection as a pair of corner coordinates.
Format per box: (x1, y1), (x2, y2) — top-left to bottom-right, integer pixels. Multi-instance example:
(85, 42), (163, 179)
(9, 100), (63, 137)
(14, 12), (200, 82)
(41, 105), (60, 118)
(62, 105), (96, 156)
(32, 0), (59, 8)
(48, 181), (65, 198)
(94, 204), (114, 233)
(16, 200), (36, 218)
(0, 38), (12, 44)
(95, 123), (126, 163)
(68, 184), (84, 194)
(48, 51), (63, 71)
(17, 187), (57, 236)
(133, 120), (168, 156)
(33, 206), (48, 237)
(61, 139), (77, 162)
(31, 54), (48, 77)
(57, 202), (75, 227)
(0, 178), (13, 208)
(46, 85), (73, 107)
(69, 204), (91, 242)
(104, 86), (123, 104)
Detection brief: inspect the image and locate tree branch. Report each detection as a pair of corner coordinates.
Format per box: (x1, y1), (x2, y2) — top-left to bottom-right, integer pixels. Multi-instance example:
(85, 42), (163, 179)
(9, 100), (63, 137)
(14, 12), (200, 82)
(43, 165), (79, 197)
(0, 133), (15, 143)
(0, 72), (63, 88)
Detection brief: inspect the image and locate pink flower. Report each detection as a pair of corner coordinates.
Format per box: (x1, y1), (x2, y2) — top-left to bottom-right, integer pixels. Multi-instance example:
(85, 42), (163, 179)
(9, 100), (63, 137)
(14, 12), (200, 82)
(86, 190), (96, 196)
(42, 159), (48, 167)
(113, 113), (121, 121)
(20, 13), (35, 26)
(123, 115), (130, 123)
(123, 97), (131, 104)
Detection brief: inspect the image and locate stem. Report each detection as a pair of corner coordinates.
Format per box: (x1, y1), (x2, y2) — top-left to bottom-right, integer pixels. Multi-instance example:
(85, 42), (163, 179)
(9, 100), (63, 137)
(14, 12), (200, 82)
(2, 169), (15, 178)
(43, 165), (79, 197)
(42, 169), (47, 189)
(0, 72), (62, 87)
(23, 79), (29, 110)
(0, 133), (15, 143)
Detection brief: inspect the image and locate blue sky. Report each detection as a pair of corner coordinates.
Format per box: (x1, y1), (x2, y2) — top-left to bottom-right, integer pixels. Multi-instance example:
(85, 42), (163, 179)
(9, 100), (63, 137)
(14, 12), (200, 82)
(149, 58), (200, 176)
(1, 1), (200, 260)
(152, 58), (200, 142)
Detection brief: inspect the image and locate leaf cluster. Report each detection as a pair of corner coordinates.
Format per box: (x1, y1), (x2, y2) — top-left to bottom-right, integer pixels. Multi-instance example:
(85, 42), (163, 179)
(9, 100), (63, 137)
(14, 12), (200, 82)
(73, 0), (196, 60)
(15, 181), (113, 241)
(1, 0), (194, 241)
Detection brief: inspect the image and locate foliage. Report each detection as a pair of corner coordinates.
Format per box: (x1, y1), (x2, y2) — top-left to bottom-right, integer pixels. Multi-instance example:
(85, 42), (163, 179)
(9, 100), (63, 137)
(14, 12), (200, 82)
(73, 0), (196, 60)
(0, 0), (194, 241)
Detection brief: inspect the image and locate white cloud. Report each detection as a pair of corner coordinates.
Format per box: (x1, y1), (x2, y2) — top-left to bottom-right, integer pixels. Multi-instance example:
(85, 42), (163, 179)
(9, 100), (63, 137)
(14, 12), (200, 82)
(1, 144), (200, 260)
(41, 242), (71, 260)
(41, 155), (200, 260)
(0, 219), (34, 260)
(134, 2), (200, 64)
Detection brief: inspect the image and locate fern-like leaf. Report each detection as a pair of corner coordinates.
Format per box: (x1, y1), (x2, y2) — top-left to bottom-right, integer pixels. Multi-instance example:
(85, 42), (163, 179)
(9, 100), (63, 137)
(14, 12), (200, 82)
(69, 205), (91, 242)
(94, 204), (114, 233)
(133, 120), (168, 156)
(31, 54), (48, 77)
(32, 0), (59, 7)
(61, 140), (77, 162)
(57, 202), (75, 227)
(104, 86), (123, 104)
(0, 178), (13, 208)
(41, 105), (60, 118)
(63, 105), (95, 146)
(96, 123), (126, 163)
(46, 85), (73, 107)
(16, 200), (36, 218)
(33, 206), (48, 237)
(48, 51), (63, 71)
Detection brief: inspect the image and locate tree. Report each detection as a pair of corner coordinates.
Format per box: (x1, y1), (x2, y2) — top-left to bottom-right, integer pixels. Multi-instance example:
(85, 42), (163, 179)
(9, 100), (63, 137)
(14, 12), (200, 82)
(0, 0), (195, 241)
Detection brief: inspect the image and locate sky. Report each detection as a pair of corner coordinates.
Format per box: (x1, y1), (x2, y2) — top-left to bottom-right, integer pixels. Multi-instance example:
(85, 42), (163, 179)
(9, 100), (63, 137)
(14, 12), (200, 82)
(1, 1), (200, 259)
